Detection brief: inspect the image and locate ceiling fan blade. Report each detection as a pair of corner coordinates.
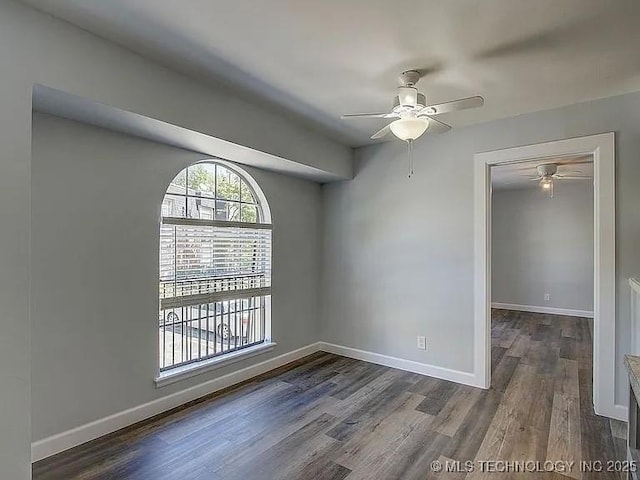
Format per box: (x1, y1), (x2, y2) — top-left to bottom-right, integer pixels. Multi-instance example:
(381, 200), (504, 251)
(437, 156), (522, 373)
(342, 112), (394, 119)
(477, 30), (564, 60)
(476, 15), (601, 61)
(557, 158), (594, 166)
(529, 177), (542, 181)
(371, 124), (392, 139)
(555, 175), (592, 180)
(418, 96), (484, 116)
(424, 116), (451, 133)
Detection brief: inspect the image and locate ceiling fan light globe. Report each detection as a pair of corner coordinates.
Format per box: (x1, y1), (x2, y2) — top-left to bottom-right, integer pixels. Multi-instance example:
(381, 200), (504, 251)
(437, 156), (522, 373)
(390, 118), (429, 141)
(539, 177), (554, 197)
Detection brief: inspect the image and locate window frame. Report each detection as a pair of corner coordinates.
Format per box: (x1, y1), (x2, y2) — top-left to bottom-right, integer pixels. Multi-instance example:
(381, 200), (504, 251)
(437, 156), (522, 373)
(156, 160), (274, 386)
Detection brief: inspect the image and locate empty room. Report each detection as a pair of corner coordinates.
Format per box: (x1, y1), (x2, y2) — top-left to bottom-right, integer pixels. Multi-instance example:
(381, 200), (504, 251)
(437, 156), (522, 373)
(3, 1), (640, 479)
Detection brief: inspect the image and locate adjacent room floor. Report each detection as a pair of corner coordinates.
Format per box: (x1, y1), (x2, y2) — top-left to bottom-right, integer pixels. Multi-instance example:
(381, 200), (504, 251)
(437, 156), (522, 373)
(34, 311), (623, 479)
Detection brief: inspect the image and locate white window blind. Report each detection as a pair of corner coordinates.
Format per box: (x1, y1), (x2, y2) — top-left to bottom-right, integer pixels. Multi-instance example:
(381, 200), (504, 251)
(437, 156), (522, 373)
(159, 220), (272, 309)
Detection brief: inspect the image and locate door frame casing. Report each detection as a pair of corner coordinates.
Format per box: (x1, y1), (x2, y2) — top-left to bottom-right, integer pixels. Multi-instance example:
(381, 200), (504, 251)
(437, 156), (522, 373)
(473, 132), (620, 419)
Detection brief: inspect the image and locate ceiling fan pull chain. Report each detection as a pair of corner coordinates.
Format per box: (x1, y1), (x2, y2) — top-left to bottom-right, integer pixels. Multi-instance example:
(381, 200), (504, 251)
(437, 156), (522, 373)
(407, 139), (414, 178)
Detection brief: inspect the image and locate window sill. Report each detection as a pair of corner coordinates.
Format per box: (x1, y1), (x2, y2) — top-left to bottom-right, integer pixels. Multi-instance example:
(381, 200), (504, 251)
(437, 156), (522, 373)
(154, 341), (277, 388)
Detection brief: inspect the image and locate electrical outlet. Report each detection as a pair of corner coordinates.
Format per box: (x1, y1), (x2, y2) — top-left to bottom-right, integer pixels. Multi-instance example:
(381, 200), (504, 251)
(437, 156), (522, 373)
(417, 336), (427, 350)
(544, 293), (551, 302)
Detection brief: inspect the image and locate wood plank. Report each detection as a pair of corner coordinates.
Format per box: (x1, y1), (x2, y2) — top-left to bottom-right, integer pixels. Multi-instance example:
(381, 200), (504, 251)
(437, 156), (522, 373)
(532, 323), (552, 341)
(527, 372), (555, 435)
(296, 459), (352, 480)
(336, 392), (429, 470)
(560, 316), (577, 338)
(325, 379), (412, 442)
(560, 336), (577, 360)
(415, 379), (459, 415)
(211, 396), (338, 475)
(499, 327), (519, 348)
(505, 334), (530, 358)
(465, 363), (537, 480)
(217, 412), (338, 480)
(430, 385), (483, 437)
(546, 359), (582, 480)
(491, 354), (519, 393)
(322, 368), (407, 418)
(443, 388), (503, 463)
(329, 362), (389, 400)
(491, 346), (507, 371)
(360, 426), (451, 480)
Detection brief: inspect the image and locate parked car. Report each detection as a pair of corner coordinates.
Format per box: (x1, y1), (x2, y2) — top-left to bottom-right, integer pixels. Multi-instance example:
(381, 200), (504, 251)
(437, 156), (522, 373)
(162, 300), (255, 342)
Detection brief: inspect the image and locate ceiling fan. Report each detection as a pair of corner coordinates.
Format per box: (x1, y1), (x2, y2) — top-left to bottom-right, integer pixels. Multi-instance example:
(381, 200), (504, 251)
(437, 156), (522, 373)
(529, 163), (591, 197)
(341, 70), (484, 177)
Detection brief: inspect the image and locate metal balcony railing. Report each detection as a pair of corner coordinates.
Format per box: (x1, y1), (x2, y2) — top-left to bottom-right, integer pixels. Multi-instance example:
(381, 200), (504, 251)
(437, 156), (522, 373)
(159, 274), (268, 371)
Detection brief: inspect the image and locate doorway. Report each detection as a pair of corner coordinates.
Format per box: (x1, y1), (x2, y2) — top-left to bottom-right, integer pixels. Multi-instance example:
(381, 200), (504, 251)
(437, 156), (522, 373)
(473, 133), (619, 420)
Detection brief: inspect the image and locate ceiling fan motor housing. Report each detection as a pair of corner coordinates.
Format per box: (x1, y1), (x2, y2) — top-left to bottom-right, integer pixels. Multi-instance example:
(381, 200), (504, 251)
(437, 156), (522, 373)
(537, 163), (558, 177)
(393, 92), (426, 112)
(400, 70), (422, 87)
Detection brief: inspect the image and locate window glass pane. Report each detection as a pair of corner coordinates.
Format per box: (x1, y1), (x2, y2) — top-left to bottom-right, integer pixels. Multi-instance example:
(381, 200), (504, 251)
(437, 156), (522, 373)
(217, 166), (241, 201)
(162, 194), (186, 217)
(198, 205), (214, 220)
(167, 169), (186, 195)
(241, 181), (256, 203)
(187, 164), (216, 198)
(159, 224), (175, 284)
(215, 200), (241, 221)
(241, 204), (258, 223)
(187, 196), (216, 220)
(186, 197), (198, 219)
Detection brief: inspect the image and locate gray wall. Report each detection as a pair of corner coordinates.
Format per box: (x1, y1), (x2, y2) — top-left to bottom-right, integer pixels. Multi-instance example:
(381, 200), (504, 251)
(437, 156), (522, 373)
(0, 0), (349, 475)
(31, 113), (322, 442)
(322, 90), (640, 406)
(491, 183), (594, 312)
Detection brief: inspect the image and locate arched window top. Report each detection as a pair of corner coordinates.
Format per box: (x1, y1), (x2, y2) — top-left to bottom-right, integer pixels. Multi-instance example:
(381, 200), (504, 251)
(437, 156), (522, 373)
(162, 162), (270, 225)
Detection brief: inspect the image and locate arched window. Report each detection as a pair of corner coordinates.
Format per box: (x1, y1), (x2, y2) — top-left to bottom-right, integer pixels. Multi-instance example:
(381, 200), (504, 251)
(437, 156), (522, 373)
(159, 162), (272, 373)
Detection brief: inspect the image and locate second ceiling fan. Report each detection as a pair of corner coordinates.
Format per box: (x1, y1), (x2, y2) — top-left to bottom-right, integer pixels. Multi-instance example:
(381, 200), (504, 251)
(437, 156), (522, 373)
(528, 163), (591, 197)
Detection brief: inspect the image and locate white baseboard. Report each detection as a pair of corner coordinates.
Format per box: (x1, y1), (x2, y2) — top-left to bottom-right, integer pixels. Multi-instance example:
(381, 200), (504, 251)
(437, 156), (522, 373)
(492, 302), (594, 319)
(31, 342), (323, 463)
(318, 342), (479, 388)
(596, 403), (628, 422)
(31, 341), (485, 462)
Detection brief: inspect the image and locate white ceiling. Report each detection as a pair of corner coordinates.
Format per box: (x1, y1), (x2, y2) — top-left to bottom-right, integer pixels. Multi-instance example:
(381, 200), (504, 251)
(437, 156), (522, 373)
(22, 0), (640, 146)
(491, 155), (593, 190)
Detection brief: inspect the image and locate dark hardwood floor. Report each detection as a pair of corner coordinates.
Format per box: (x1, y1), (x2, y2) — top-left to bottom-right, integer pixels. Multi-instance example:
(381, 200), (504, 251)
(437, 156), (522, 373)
(34, 311), (623, 479)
